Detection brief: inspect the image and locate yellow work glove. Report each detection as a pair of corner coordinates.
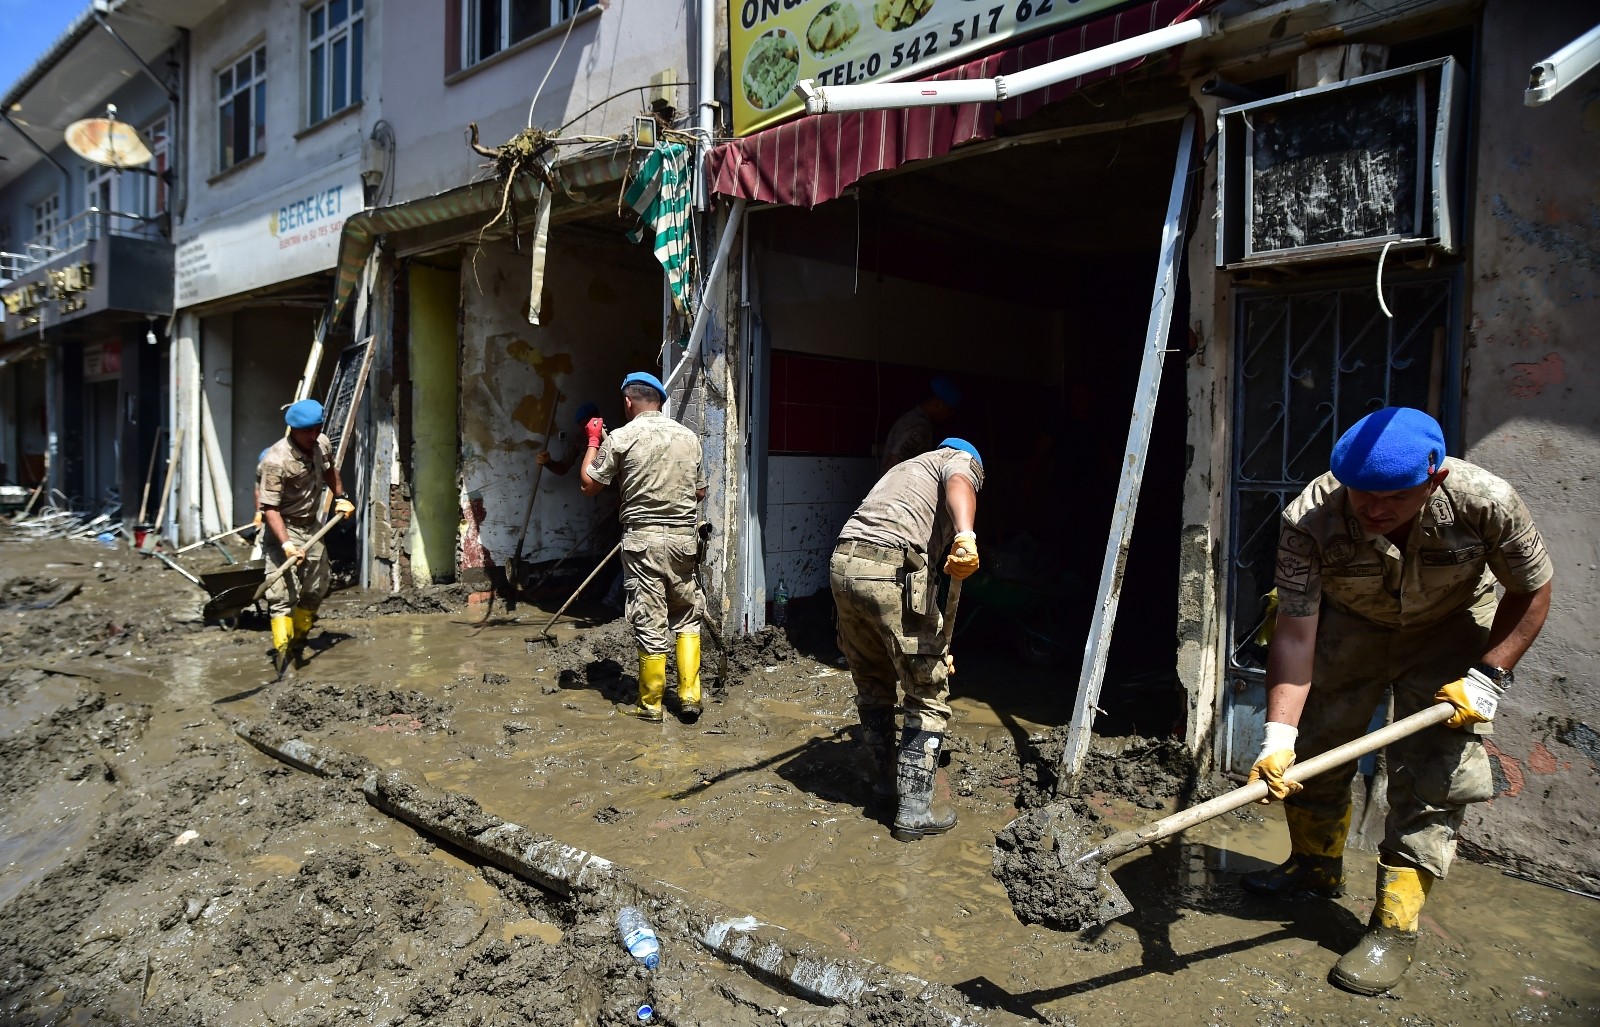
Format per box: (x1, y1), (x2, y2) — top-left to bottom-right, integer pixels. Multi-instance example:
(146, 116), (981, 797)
(252, 509), (263, 530)
(942, 653), (956, 677)
(944, 531), (979, 580)
(1434, 667), (1502, 730)
(1246, 722), (1303, 803)
(333, 496), (355, 518)
(282, 541), (306, 565)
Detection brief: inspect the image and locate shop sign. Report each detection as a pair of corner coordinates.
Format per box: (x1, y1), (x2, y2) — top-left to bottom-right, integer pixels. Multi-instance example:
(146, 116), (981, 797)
(730, 0), (1128, 135)
(175, 159), (363, 308)
(2, 261), (96, 326)
(83, 338), (122, 382)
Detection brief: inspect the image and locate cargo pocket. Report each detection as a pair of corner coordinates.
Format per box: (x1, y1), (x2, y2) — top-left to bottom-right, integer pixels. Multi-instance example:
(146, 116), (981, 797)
(1413, 734), (1496, 807)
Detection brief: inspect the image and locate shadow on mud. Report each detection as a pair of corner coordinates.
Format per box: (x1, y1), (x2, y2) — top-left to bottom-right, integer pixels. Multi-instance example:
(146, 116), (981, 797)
(958, 839), (1367, 1020)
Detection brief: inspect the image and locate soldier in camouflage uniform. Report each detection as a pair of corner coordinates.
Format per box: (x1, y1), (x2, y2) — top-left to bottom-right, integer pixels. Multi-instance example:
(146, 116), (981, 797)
(258, 399), (354, 672)
(831, 439), (982, 841)
(580, 372), (706, 723)
(880, 376), (960, 473)
(1246, 407), (1553, 995)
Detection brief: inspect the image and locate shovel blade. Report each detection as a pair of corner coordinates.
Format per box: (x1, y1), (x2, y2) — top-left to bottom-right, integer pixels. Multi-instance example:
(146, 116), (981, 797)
(1046, 814), (1133, 929)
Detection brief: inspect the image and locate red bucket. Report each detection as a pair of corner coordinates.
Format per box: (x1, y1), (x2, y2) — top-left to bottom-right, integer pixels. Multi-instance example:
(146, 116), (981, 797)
(134, 527), (149, 547)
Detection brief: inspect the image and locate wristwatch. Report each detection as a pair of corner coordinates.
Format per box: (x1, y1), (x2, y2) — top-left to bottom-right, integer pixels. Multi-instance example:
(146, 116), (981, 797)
(1472, 662), (1514, 689)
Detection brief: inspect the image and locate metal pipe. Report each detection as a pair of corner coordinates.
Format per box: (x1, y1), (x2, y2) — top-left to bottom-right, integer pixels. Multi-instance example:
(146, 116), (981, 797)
(92, 8), (178, 101)
(1526, 20), (1600, 106)
(0, 111), (73, 204)
(696, 0), (716, 210)
(663, 197), (747, 397)
(797, 16), (1215, 116)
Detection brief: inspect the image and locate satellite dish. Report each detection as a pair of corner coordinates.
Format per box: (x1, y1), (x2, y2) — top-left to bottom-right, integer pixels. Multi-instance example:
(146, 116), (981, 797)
(65, 106), (153, 169)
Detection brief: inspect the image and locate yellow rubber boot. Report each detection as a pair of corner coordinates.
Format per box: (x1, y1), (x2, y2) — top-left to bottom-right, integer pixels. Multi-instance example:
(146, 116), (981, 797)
(1241, 804), (1350, 898)
(1330, 860), (1434, 995)
(675, 633), (702, 723)
(619, 653), (666, 722)
(290, 607), (316, 652)
(269, 615), (294, 671)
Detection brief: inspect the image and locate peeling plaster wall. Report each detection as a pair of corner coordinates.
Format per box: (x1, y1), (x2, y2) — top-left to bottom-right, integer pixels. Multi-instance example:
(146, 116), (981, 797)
(455, 232), (660, 584)
(1459, 2), (1600, 889)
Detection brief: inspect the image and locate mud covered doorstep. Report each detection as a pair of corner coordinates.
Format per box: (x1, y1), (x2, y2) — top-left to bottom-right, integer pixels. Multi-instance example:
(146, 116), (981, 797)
(237, 724), (988, 1026)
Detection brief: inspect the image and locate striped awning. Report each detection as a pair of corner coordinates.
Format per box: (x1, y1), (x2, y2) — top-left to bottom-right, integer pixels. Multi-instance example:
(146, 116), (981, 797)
(328, 143), (635, 324)
(706, 0), (1199, 209)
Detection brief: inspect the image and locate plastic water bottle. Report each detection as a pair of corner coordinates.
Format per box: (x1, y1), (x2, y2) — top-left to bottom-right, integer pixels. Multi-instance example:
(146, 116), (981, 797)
(772, 579), (789, 626)
(617, 906), (660, 969)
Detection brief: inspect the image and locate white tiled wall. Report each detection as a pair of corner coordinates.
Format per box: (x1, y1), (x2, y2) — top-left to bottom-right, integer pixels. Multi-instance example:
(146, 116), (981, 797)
(764, 455), (880, 597)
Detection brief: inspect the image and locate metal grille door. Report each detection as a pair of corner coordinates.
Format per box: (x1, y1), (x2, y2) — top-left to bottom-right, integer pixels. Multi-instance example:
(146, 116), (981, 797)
(1221, 276), (1454, 775)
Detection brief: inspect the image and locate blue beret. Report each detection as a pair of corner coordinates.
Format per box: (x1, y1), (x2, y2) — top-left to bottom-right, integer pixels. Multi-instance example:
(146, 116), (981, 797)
(620, 371), (666, 400)
(939, 437), (982, 468)
(930, 376), (961, 408)
(574, 401), (600, 426)
(1330, 407), (1445, 490)
(285, 399), (324, 428)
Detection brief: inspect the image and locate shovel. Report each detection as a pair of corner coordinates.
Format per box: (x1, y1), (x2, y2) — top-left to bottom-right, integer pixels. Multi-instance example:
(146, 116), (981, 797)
(1029, 700), (1457, 930)
(525, 541), (621, 648)
(201, 510), (349, 620)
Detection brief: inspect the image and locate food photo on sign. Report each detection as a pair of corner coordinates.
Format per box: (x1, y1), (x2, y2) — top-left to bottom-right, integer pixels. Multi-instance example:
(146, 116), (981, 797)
(728, 0), (1131, 135)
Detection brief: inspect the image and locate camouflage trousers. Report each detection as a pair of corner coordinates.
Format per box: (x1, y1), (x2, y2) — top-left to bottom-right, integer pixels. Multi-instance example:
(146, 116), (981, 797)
(829, 544), (951, 735)
(264, 520), (330, 618)
(1290, 602), (1497, 878)
(621, 528), (701, 655)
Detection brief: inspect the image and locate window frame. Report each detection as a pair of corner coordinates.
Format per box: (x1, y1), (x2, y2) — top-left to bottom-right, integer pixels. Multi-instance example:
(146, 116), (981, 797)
(458, 0), (596, 70)
(306, 0), (365, 126)
(31, 193), (60, 240)
(217, 43), (268, 171)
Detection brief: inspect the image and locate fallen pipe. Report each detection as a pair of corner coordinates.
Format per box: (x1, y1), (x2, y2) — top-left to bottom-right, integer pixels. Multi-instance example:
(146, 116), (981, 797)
(232, 722), (976, 1019)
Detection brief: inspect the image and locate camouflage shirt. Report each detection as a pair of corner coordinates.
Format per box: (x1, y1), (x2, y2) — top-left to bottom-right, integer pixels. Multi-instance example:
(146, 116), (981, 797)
(258, 434), (332, 525)
(1275, 459), (1552, 629)
(839, 448), (983, 559)
(587, 410), (705, 530)
(882, 406), (934, 469)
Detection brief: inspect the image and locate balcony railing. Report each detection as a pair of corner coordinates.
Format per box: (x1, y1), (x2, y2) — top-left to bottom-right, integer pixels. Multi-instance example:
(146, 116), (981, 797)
(8, 209), (166, 280)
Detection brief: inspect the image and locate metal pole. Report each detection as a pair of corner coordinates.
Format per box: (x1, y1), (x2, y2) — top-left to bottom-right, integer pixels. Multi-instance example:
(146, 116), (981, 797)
(1056, 114), (1197, 797)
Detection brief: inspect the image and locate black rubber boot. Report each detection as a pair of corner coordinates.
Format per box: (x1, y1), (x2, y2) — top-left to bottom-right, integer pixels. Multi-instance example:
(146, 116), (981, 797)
(891, 727), (957, 842)
(1240, 854), (1346, 898)
(857, 706), (897, 811)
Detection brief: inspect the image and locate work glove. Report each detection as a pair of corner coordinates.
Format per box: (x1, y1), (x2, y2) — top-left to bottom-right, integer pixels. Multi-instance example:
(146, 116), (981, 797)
(252, 509), (263, 529)
(1434, 667), (1502, 730)
(944, 531), (979, 580)
(332, 496), (355, 518)
(942, 653), (956, 677)
(1247, 722), (1302, 803)
(282, 541), (306, 565)
(584, 417), (606, 450)
(535, 450), (551, 466)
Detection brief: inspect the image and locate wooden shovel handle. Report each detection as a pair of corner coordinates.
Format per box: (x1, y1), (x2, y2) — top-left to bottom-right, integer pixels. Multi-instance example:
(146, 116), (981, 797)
(1093, 702), (1457, 863)
(251, 511), (349, 602)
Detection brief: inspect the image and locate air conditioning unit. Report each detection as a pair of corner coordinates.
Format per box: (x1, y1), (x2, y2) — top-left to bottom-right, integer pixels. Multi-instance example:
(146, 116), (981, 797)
(1215, 57), (1466, 268)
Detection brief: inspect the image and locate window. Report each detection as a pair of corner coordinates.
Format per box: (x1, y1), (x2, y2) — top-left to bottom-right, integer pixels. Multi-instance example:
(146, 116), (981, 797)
(459, 0), (597, 68)
(31, 194), (60, 239)
(308, 0), (364, 124)
(142, 116), (170, 218)
(218, 46), (267, 169)
(85, 162), (117, 214)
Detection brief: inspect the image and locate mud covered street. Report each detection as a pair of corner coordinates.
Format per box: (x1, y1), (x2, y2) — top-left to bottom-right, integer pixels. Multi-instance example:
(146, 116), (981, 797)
(3, 531), (1598, 1026)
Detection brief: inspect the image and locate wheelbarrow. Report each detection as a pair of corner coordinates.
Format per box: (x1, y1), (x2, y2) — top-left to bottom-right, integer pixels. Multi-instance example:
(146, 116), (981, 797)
(200, 561), (268, 622)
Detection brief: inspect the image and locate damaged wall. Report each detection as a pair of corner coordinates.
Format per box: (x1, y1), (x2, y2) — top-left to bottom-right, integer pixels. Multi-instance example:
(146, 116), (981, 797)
(455, 229), (661, 585)
(1457, 1), (1600, 889)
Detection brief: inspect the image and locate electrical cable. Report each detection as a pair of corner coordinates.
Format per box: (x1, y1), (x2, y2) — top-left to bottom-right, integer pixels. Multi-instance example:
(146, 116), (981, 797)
(1376, 239), (1395, 319)
(528, 7), (583, 129)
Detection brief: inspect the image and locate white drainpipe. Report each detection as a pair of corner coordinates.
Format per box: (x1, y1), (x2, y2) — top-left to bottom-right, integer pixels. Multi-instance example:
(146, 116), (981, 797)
(696, 0), (716, 209)
(794, 14), (1216, 115)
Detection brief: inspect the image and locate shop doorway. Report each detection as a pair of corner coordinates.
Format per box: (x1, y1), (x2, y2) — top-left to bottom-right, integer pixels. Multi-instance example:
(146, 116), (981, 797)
(747, 117), (1191, 738)
(85, 379), (120, 511)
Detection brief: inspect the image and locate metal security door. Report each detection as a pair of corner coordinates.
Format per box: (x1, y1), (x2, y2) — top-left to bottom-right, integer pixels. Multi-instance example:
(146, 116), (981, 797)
(1220, 275), (1456, 776)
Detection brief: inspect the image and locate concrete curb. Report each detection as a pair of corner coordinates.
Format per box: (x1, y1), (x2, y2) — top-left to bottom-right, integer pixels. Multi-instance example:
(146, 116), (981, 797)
(234, 723), (984, 1023)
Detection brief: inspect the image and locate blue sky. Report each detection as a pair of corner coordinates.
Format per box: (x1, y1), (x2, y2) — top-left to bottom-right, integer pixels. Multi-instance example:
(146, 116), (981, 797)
(0, 0), (86, 96)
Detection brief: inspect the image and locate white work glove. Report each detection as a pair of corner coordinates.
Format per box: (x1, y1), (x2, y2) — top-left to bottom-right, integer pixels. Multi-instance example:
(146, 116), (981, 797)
(282, 541), (306, 565)
(1434, 667), (1502, 730)
(1247, 721), (1302, 803)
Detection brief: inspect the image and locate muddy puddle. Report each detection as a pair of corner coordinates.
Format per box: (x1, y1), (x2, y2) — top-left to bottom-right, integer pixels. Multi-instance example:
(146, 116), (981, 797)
(3, 531), (1598, 1025)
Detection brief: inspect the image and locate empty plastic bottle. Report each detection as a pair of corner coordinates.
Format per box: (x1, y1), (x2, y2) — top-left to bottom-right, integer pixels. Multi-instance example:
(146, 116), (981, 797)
(616, 906), (660, 969)
(772, 579), (789, 626)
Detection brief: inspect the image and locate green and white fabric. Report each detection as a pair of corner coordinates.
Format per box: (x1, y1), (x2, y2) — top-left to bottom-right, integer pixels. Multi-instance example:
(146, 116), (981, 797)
(624, 142), (695, 317)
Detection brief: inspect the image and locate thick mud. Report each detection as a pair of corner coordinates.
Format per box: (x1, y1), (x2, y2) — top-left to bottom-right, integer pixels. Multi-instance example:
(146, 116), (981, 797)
(4, 529), (1598, 1026)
